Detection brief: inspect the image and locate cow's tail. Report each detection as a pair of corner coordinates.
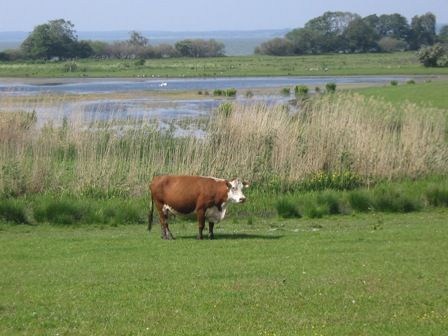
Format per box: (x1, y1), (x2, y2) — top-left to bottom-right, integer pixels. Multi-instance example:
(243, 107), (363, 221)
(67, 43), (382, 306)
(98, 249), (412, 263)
(148, 195), (154, 232)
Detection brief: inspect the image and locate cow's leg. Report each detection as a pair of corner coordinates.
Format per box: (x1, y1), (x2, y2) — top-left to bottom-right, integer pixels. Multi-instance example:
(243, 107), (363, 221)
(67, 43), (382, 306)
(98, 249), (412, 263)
(208, 222), (215, 240)
(156, 204), (175, 240)
(196, 209), (206, 240)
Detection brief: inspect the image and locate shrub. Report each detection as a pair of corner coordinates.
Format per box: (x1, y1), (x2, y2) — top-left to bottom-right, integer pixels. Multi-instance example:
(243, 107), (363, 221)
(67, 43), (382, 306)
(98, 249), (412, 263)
(225, 88), (237, 97)
(294, 85), (308, 96)
(280, 87), (291, 96)
(275, 198), (301, 218)
(406, 79), (416, 85)
(426, 186), (448, 207)
(373, 185), (420, 213)
(347, 190), (373, 212)
(391, 80), (399, 86)
(317, 191), (341, 215)
(325, 82), (336, 93)
(0, 199), (30, 224)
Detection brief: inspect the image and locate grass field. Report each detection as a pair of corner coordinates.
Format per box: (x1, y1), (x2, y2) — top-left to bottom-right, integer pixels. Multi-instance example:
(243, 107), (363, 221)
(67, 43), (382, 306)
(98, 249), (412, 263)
(1, 211), (447, 336)
(1, 52), (448, 78)
(356, 79), (448, 110)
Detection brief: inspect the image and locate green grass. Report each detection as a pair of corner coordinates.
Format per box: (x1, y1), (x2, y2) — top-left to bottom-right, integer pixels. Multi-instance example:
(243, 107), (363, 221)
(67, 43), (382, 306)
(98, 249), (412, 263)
(1, 52), (448, 78)
(1, 211), (447, 335)
(355, 79), (448, 109)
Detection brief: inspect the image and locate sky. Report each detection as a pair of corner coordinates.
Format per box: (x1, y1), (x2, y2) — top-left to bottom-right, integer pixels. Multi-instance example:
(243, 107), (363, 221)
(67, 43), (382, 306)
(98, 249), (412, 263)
(1, 0), (447, 33)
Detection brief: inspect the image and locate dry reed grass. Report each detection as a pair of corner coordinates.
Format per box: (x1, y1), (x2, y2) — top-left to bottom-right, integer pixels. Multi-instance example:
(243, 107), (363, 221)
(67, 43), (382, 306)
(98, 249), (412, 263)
(1, 93), (447, 197)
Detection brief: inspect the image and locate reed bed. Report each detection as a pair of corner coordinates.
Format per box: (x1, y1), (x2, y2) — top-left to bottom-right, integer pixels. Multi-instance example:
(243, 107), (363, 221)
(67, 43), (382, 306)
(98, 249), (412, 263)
(1, 93), (447, 198)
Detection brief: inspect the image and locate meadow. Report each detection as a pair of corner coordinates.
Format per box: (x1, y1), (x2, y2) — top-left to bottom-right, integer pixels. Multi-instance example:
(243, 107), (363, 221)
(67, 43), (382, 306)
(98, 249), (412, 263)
(1, 211), (447, 335)
(1, 56), (448, 334)
(1, 52), (448, 78)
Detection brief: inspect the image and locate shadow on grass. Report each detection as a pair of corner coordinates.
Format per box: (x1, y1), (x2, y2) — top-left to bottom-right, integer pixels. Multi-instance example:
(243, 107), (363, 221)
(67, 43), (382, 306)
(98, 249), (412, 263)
(177, 233), (284, 240)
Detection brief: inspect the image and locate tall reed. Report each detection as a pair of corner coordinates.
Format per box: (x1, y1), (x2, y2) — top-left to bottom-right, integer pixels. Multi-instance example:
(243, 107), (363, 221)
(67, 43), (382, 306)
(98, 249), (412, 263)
(1, 93), (447, 198)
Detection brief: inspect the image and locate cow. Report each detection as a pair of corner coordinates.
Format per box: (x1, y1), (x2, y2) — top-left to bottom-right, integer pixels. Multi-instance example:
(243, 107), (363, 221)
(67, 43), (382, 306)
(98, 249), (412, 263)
(148, 175), (249, 240)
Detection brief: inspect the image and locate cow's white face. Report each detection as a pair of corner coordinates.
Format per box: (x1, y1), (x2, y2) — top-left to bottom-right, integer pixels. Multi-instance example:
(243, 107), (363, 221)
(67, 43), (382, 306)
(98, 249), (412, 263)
(226, 178), (249, 203)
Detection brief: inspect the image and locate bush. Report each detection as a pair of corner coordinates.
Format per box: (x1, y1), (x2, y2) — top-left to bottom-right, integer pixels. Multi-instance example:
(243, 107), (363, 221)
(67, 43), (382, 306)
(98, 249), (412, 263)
(294, 85), (308, 96)
(275, 198), (301, 218)
(280, 87), (291, 96)
(225, 88), (237, 97)
(347, 190), (373, 212)
(391, 80), (399, 86)
(325, 82), (337, 93)
(373, 185), (420, 213)
(426, 186), (448, 207)
(0, 199), (30, 224)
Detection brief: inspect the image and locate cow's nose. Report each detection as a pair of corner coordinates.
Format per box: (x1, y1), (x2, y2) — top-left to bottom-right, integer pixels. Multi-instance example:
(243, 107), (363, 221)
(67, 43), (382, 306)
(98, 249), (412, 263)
(239, 197), (246, 203)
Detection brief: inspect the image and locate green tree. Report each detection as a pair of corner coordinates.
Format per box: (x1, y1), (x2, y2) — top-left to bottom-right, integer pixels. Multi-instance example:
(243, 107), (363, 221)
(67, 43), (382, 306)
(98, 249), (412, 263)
(304, 11), (360, 52)
(285, 28), (320, 54)
(438, 25), (448, 44)
(175, 39), (195, 57)
(343, 18), (379, 52)
(376, 14), (410, 40)
(21, 19), (78, 59)
(408, 12), (436, 49)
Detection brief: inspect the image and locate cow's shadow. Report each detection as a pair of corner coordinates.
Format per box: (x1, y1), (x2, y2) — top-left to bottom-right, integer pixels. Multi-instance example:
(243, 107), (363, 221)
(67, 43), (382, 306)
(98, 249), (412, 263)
(177, 233), (283, 240)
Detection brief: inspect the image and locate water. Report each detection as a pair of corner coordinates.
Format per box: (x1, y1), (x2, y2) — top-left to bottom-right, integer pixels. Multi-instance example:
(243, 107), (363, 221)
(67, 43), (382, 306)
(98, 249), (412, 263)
(0, 76), (410, 125)
(0, 76), (404, 96)
(0, 37), (269, 56)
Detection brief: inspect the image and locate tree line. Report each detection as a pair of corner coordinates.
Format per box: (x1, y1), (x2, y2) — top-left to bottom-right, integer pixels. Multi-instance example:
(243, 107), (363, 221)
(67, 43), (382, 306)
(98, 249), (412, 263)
(0, 19), (225, 61)
(0, 12), (447, 66)
(256, 12), (448, 61)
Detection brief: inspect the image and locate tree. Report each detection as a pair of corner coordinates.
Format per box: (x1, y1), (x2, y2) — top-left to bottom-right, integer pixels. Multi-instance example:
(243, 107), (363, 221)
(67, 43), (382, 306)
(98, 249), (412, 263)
(438, 25), (448, 44)
(408, 12), (436, 50)
(128, 31), (149, 47)
(285, 28), (320, 54)
(304, 11), (360, 52)
(376, 14), (410, 40)
(21, 19), (78, 59)
(342, 18), (379, 52)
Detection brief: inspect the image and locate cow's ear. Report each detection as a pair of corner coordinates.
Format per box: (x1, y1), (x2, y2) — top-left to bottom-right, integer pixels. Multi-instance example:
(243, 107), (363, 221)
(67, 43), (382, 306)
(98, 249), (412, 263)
(243, 180), (250, 188)
(226, 180), (232, 189)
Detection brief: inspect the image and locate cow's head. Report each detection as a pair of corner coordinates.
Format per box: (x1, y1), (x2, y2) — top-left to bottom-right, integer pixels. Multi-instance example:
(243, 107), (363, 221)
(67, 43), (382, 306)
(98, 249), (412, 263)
(226, 178), (249, 203)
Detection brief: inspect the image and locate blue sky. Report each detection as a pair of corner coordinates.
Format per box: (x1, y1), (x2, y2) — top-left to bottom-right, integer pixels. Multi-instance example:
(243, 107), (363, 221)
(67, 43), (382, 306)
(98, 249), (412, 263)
(2, 0), (447, 32)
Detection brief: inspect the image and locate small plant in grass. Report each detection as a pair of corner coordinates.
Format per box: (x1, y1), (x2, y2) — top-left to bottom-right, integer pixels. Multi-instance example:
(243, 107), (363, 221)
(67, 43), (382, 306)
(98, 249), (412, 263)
(406, 79), (416, 85)
(391, 80), (399, 86)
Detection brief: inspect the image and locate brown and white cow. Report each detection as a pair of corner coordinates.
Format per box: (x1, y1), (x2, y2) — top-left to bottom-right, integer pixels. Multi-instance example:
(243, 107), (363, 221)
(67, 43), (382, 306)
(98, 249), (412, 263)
(148, 175), (249, 240)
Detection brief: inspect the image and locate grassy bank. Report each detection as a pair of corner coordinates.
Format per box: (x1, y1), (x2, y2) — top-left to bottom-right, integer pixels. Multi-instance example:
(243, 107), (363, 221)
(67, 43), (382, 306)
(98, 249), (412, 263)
(1, 52), (448, 78)
(1, 211), (447, 335)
